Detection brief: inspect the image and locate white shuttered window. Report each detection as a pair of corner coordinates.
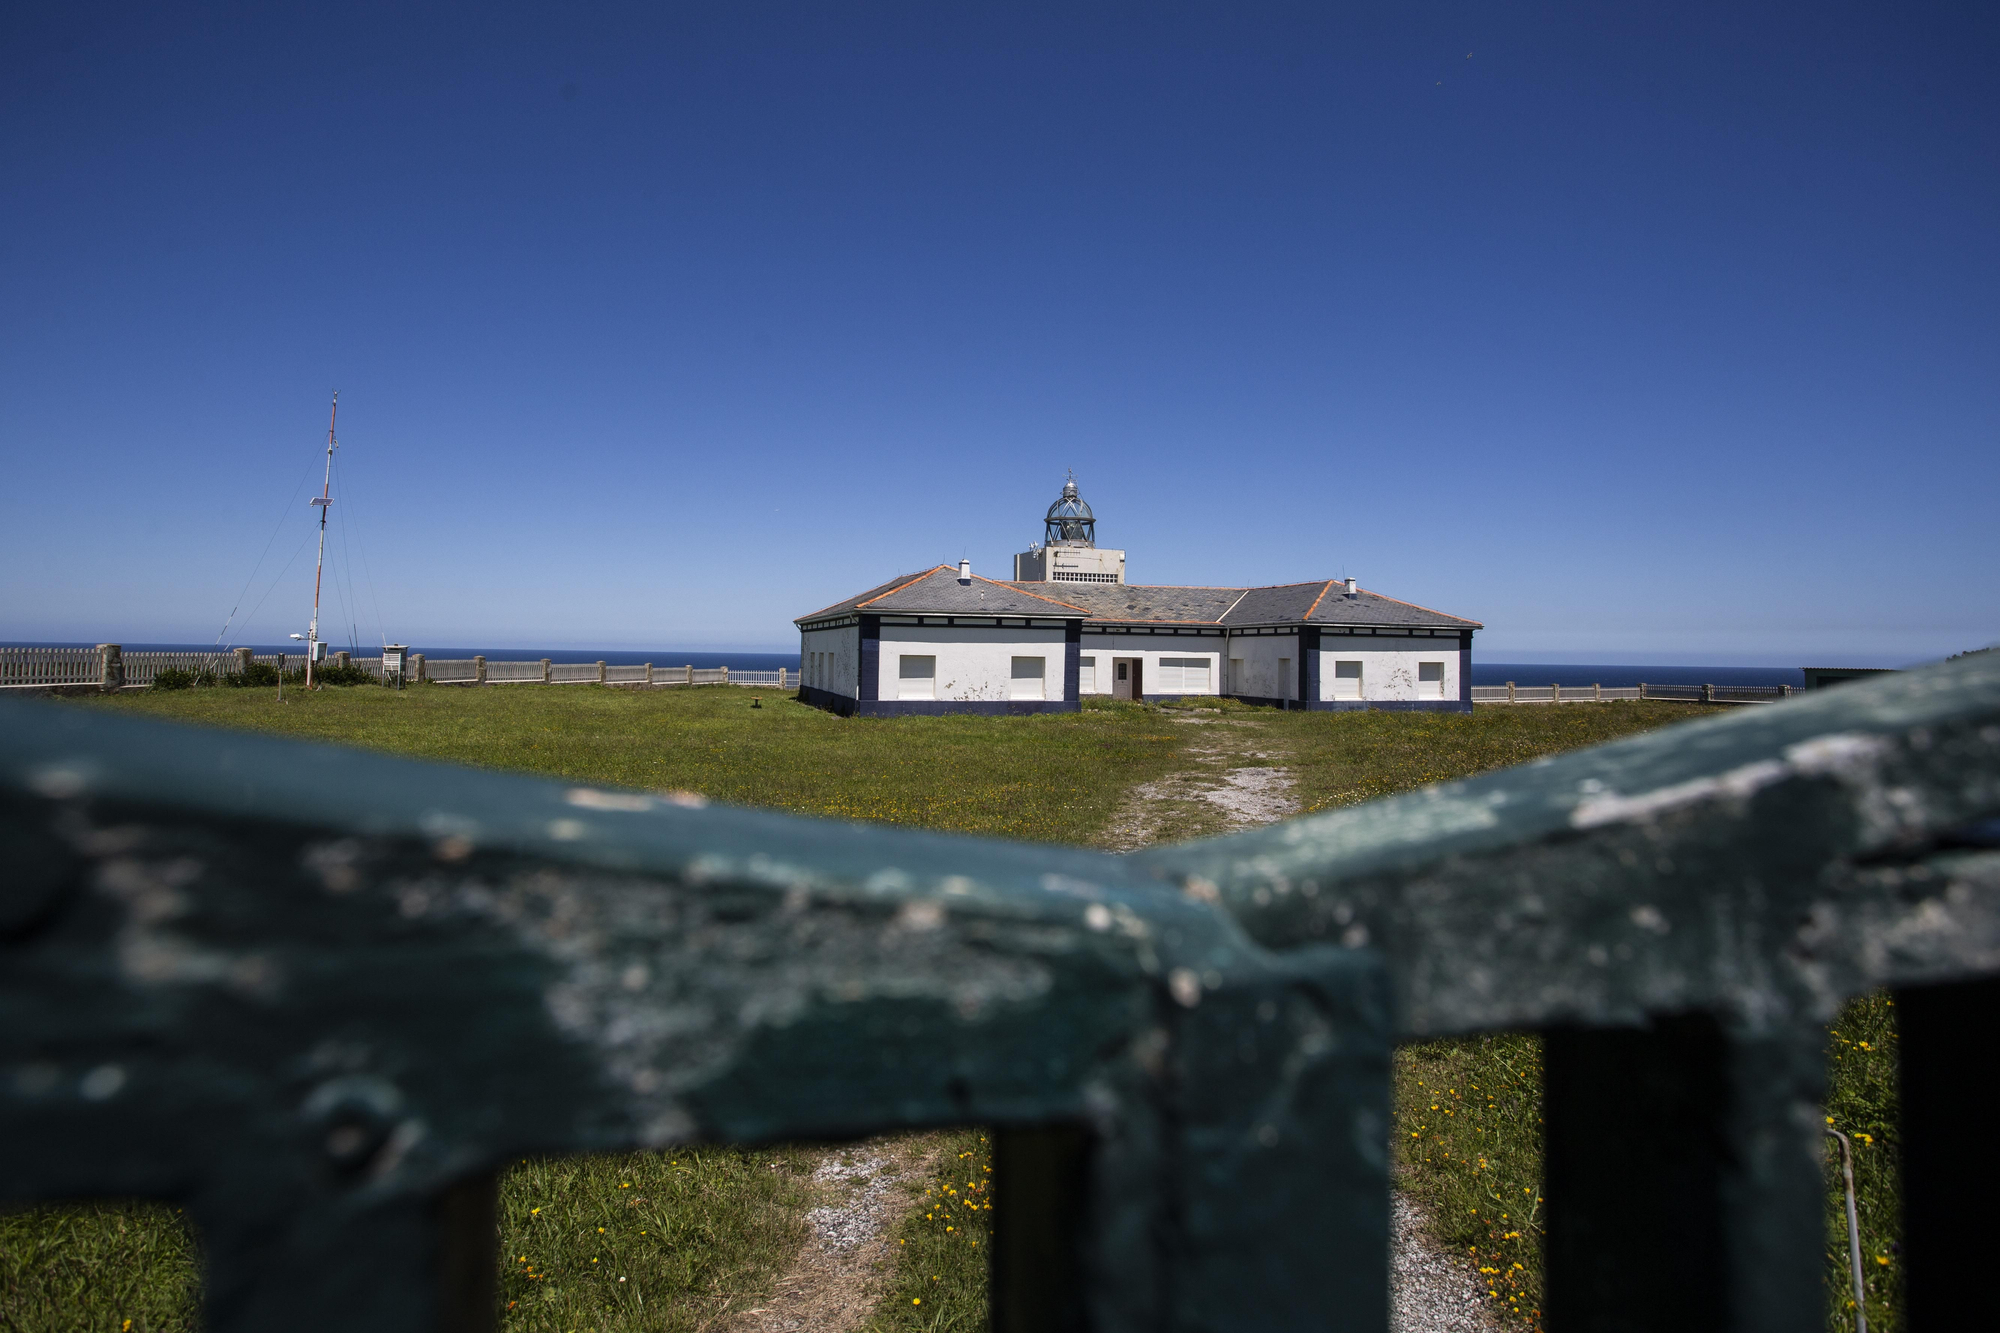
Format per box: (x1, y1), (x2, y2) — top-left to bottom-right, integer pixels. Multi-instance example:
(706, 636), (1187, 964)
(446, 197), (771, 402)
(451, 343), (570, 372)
(898, 655), (936, 700)
(1156, 657), (1210, 693)
(1010, 656), (1046, 700)
(1332, 660), (1362, 700)
(1078, 656), (1096, 694)
(1419, 661), (1446, 698)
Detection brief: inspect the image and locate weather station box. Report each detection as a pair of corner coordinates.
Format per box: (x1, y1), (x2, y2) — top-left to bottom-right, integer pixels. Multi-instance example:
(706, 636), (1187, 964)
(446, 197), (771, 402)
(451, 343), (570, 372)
(383, 645), (407, 676)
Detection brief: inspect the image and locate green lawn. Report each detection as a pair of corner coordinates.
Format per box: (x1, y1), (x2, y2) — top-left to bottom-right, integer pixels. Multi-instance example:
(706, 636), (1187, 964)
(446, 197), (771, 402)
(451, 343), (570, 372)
(6, 685), (1893, 1332)
(85, 683), (1192, 846)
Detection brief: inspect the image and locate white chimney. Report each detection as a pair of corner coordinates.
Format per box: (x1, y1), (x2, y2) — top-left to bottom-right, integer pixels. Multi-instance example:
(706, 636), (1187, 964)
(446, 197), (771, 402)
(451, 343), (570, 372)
(1344, 577), (1357, 596)
(958, 559), (972, 584)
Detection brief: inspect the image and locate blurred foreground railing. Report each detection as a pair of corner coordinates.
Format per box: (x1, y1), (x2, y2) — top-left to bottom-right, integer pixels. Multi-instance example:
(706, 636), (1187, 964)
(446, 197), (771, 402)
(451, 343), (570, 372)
(2, 659), (1996, 1330)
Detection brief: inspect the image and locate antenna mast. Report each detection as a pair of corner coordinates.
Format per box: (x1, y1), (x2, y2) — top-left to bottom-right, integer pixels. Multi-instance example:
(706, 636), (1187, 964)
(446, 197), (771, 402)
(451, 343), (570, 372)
(307, 391), (338, 690)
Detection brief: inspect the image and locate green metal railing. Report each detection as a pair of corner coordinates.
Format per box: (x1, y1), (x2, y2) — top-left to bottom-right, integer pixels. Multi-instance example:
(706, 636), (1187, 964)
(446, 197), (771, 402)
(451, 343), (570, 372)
(3, 656), (1996, 1331)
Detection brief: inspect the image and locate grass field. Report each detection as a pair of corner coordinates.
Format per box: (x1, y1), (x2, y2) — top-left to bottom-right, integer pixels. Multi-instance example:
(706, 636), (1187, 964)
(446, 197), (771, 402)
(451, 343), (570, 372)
(81, 682), (1193, 846)
(3, 684), (1897, 1332)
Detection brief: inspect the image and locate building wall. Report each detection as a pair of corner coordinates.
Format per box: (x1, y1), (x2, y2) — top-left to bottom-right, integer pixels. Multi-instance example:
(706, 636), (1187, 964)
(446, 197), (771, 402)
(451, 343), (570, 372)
(800, 624), (859, 699)
(1316, 634), (1461, 704)
(1223, 631), (1302, 702)
(1077, 632), (1227, 696)
(1014, 546), (1127, 584)
(877, 623), (1070, 702)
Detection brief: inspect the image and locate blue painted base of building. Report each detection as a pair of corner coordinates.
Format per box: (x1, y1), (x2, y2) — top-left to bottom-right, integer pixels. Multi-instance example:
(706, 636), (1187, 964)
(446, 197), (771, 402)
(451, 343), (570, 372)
(799, 685), (1079, 718)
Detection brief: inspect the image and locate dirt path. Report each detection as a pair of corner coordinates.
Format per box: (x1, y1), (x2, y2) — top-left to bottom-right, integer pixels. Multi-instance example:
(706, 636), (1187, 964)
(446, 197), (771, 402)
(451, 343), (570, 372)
(1098, 711), (1301, 850)
(726, 1137), (941, 1333)
(739, 707), (1497, 1333)
(1102, 708), (1503, 1333)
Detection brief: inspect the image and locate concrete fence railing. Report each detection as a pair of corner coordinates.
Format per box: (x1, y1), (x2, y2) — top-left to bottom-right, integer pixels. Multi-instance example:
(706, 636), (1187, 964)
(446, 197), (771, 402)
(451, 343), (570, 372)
(1472, 681), (1798, 705)
(0, 646), (791, 692)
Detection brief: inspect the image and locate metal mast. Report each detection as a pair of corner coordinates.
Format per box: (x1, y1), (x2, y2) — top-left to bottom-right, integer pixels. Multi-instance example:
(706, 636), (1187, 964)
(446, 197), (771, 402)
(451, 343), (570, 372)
(306, 392), (338, 690)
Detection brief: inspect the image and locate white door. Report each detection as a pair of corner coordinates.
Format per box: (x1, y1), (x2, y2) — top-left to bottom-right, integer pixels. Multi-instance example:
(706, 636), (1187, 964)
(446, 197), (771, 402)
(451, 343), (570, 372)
(1332, 660), (1362, 700)
(1278, 658), (1291, 700)
(1010, 656), (1046, 700)
(898, 654), (936, 700)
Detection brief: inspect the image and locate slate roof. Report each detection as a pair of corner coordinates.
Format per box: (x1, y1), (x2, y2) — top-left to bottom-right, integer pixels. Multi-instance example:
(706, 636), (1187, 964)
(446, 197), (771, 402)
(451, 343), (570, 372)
(796, 567), (1091, 624)
(1018, 582), (1245, 624)
(1008, 579), (1480, 630)
(798, 571), (1480, 630)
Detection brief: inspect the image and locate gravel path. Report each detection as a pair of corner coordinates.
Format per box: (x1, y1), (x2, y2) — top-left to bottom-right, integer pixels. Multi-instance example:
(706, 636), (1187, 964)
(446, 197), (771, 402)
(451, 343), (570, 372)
(1106, 709), (1504, 1333)
(726, 1139), (939, 1333)
(1391, 1193), (1506, 1333)
(741, 708), (1503, 1333)
(1099, 714), (1300, 848)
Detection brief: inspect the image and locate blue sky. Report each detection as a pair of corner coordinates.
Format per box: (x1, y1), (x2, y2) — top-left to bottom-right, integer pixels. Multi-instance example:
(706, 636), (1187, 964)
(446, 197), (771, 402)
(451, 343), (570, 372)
(3, 4), (1994, 664)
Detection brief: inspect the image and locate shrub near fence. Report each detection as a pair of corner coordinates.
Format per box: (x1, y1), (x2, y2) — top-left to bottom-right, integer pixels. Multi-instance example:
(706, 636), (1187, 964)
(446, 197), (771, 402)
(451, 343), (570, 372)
(2, 658), (1996, 1331)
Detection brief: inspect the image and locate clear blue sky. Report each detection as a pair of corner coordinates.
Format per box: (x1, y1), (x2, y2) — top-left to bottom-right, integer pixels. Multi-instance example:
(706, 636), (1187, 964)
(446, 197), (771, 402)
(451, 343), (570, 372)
(3, 4), (1994, 664)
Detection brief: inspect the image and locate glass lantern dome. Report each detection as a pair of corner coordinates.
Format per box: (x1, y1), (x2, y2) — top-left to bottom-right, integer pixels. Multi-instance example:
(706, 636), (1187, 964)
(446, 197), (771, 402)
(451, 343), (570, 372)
(1043, 474), (1096, 548)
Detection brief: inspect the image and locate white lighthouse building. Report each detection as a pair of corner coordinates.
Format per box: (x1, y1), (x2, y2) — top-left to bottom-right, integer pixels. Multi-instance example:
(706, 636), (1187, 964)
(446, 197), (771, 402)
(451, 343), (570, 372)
(796, 478), (1480, 717)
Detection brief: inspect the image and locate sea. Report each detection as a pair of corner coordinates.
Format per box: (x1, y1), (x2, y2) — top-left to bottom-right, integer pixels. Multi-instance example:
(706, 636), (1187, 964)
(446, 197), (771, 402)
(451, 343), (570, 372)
(8, 643), (1810, 687)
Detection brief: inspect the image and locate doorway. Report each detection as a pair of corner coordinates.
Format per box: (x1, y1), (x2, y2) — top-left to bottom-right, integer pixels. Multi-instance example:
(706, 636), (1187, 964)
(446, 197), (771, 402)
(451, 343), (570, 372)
(1112, 657), (1143, 701)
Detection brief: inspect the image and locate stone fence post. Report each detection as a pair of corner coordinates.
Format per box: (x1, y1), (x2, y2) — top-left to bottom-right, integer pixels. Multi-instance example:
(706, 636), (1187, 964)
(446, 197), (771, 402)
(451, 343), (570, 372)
(474, 656), (486, 685)
(1505, 681), (1515, 703)
(541, 659), (552, 684)
(1702, 683), (1715, 704)
(596, 661), (607, 685)
(645, 663), (654, 686)
(413, 654), (426, 683)
(721, 665), (729, 685)
(235, 647), (254, 677)
(1593, 683), (1602, 702)
(97, 644), (122, 692)
(1552, 683), (1562, 705)
(686, 665), (694, 686)
(336, 651), (351, 669)
(1639, 682), (1648, 700)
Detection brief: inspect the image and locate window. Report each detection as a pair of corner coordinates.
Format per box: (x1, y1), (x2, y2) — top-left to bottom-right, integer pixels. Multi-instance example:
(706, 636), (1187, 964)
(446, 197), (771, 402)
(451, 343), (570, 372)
(898, 654), (936, 700)
(1011, 656), (1046, 700)
(1079, 656), (1096, 694)
(1156, 657), (1210, 693)
(1333, 660), (1362, 700)
(1419, 660), (1445, 698)
(1278, 658), (1291, 699)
